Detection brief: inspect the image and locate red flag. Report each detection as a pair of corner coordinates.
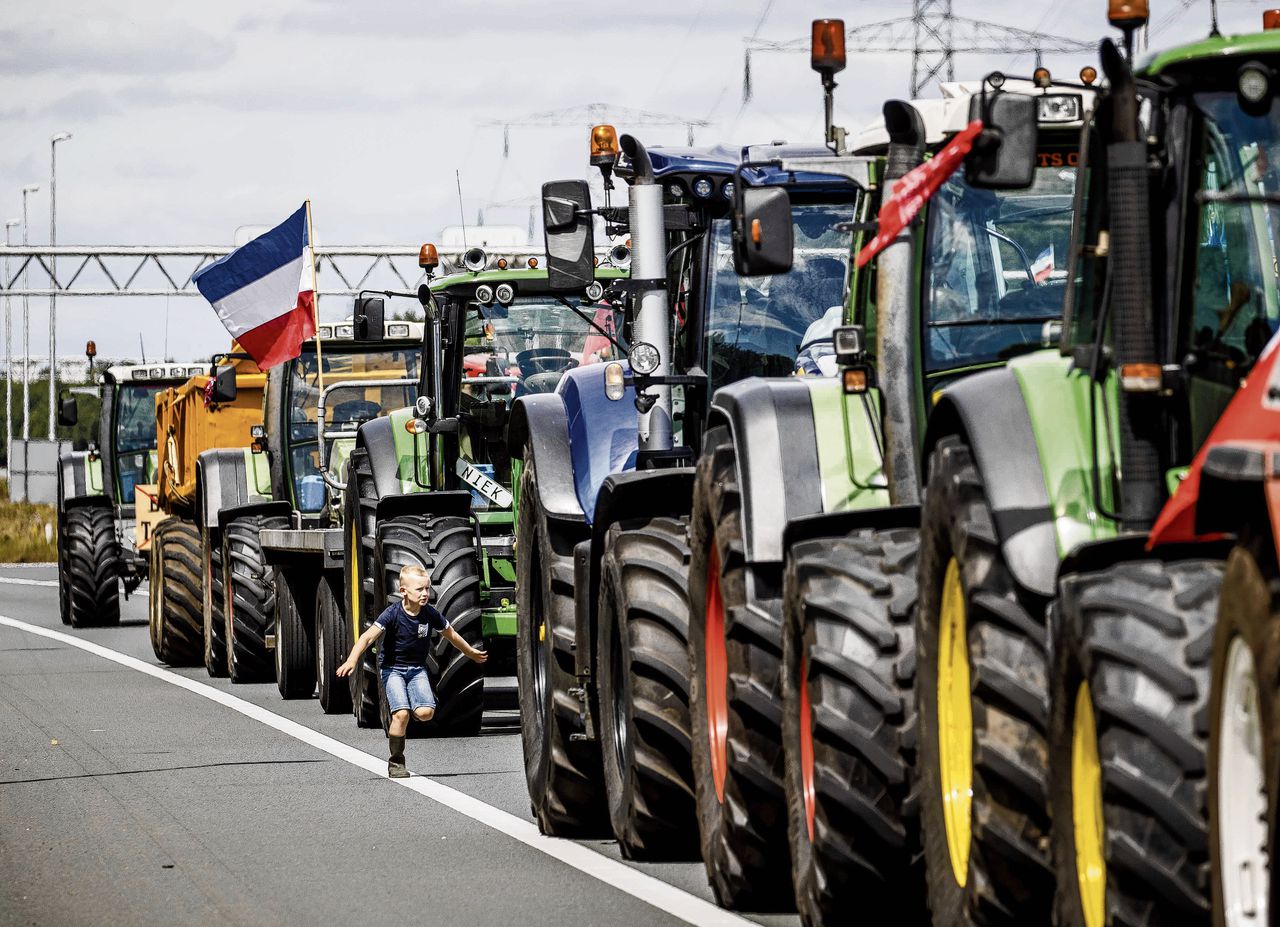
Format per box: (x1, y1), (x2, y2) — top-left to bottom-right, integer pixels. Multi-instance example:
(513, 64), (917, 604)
(856, 119), (984, 269)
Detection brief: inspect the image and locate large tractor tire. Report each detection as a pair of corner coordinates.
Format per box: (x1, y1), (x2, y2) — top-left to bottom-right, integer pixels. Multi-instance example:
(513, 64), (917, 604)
(596, 515), (698, 860)
(375, 513), (484, 736)
(315, 574), (352, 715)
(148, 517), (204, 666)
(915, 435), (1052, 926)
(344, 450), (381, 727)
(222, 513), (287, 684)
(781, 528), (927, 927)
(275, 566), (318, 699)
(515, 456), (608, 837)
(1209, 534), (1277, 927)
(61, 505), (121, 628)
(201, 529), (228, 677)
(687, 425), (793, 911)
(1049, 557), (1221, 927)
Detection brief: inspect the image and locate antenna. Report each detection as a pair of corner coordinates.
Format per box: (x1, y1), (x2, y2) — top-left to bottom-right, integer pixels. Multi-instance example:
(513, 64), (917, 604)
(1209, 0), (1221, 37)
(455, 170), (468, 250)
(138, 333), (146, 364)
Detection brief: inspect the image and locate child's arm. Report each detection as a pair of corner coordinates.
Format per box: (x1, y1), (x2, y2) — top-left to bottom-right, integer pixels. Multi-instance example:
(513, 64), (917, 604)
(442, 626), (488, 664)
(336, 623), (384, 677)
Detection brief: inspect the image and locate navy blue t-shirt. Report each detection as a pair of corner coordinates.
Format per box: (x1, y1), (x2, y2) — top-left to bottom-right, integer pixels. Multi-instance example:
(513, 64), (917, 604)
(374, 601), (450, 670)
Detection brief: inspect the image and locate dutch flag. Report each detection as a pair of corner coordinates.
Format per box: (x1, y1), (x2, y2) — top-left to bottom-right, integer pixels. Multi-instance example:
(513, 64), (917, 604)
(1030, 243), (1055, 285)
(194, 203), (316, 369)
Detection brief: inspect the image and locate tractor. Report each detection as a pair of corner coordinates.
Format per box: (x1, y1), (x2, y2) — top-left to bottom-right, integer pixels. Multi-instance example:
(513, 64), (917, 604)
(331, 250), (628, 737)
(55, 360), (207, 628)
(686, 33), (1092, 918)
(907, 7), (1280, 926)
(511, 125), (861, 858)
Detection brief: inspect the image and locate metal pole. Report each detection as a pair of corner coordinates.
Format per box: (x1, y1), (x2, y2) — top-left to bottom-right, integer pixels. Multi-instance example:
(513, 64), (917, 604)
(49, 133), (70, 442)
(3, 219), (17, 489)
(20, 184), (38, 501)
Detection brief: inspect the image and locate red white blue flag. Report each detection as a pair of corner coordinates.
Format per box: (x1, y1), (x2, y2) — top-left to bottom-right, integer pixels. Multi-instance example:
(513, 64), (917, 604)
(1030, 244), (1054, 284)
(194, 203), (316, 369)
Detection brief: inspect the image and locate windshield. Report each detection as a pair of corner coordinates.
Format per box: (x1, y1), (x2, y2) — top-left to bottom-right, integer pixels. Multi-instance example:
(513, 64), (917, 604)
(1189, 91), (1280, 373)
(706, 202), (851, 388)
(287, 347), (420, 512)
(923, 162), (1077, 371)
(457, 294), (620, 506)
(115, 383), (165, 499)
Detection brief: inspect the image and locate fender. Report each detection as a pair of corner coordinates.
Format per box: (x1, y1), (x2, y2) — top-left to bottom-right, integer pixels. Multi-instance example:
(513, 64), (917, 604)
(782, 504), (922, 552)
(574, 468), (696, 678)
(707, 378), (826, 564)
(197, 448), (277, 532)
(510, 393), (584, 523)
(1195, 443), (1272, 537)
(1059, 534), (1234, 581)
(924, 367), (1058, 598)
(216, 500), (292, 532)
(356, 416), (401, 500)
(374, 490), (473, 522)
(57, 450), (98, 505)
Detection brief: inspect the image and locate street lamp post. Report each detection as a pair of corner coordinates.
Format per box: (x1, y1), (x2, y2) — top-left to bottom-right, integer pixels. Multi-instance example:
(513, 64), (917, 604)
(4, 218), (18, 486)
(49, 132), (71, 442)
(20, 185), (38, 462)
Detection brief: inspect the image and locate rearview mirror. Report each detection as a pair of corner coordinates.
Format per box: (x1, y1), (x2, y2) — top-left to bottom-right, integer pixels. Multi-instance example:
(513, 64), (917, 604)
(210, 365), (238, 403)
(732, 185), (794, 276)
(57, 395), (78, 427)
(964, 91), (1037, 190)
(354, 296), (385, 342)
(542, 179), (595, 291)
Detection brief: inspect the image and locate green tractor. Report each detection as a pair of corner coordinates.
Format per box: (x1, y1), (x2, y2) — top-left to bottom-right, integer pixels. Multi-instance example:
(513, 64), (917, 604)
(684, 42), (1089, 916)
(335, 251), (628, 736)
(196, 318), (423, 685)
(56, 361), (207, 628)
(908, 10), (1280, 926)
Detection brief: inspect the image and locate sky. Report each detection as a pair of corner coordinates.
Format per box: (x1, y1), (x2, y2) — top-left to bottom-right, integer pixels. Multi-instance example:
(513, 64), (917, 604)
(0, 0), (1256, 361)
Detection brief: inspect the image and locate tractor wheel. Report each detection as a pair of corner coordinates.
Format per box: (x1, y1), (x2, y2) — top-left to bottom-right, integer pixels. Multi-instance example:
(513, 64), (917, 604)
(63, 505), (121, 628)
(316, 574), (352, 715)
(688, 425), (793, 911)
(376, 513), (484, 736)
(148, 517), (203, 666)
(1049, 557), (1221, 927)
(781, 528), (927, 927)
(1209, 534), (1278, 927)
(515, 456), (608, 836)
(202, 529), (228, 677)
(275, 566), (318, 699)
(222, 513), (286, 684)
(596, 515), (698, 860)
(915, 434), (1052, 926)
(57, 513), (72, 626)
(344, 450), (381, 727)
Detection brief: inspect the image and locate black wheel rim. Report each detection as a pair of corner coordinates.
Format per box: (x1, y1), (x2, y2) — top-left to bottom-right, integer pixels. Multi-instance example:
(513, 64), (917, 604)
(530, 542), (547, 710)
(609, 612), (629, 776)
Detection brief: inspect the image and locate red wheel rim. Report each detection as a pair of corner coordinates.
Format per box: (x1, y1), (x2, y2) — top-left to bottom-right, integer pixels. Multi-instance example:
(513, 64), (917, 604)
(800, 654), (816, 842)
(705, 544), (729, 802)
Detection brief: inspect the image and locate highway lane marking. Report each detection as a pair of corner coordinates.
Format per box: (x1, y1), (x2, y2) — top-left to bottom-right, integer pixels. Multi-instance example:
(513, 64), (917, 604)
(0, 614), (752, 927)
(0, 577), (59, 587)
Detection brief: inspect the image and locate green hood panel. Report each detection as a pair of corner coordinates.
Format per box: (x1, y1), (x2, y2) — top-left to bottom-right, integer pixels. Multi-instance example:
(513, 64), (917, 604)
(1141, 30), (1280, 76)
(1007, 350), (1120, 559)
(804, 378), (891, 513)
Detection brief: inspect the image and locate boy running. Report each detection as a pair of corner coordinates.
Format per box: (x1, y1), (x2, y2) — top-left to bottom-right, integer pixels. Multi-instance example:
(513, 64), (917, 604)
(337, 564), (487, 777)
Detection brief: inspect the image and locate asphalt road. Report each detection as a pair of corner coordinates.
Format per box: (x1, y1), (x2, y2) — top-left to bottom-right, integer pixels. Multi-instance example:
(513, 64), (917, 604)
(0, 565), (797, 927)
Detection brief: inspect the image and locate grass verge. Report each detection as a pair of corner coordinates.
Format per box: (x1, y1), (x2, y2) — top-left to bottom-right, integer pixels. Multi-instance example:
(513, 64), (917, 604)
(0, 479), (58, 563)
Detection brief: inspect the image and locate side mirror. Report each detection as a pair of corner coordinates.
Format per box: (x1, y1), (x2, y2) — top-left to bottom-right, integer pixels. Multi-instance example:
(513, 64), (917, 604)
(57, 395), (78, 427)
(354, 296), (385, 342)
(732, 185), (794, 276)
(210, 365), (238, 403)
(542, 179), (595, 291)
(964, 91), (1037, 190)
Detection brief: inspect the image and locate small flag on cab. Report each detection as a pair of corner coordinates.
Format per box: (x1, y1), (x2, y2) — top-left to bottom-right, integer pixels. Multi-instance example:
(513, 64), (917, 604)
(1030, 244), (1055, 285)
(193, 201), (319, 370)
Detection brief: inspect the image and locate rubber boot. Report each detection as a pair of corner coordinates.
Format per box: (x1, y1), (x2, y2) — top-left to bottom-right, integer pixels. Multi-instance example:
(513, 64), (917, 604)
(388, 735), (408, 778)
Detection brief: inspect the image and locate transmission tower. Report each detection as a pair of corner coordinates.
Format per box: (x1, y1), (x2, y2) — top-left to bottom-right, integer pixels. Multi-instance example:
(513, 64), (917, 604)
(744, 0), (1096, 100)
(483, 102), (712, 157)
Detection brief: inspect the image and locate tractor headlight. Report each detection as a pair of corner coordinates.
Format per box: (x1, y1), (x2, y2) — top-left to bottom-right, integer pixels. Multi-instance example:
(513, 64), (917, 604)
(629, 341), (661, 376)
(475, 284), (494, 304)
(692, 176), (715, 199)
(336, 324), (354, 339)
(1239, 62), (1272, 105)
(495, 283), (515, 305)
(131, 369), (149, 380)
(150, 367), (164, 378)
(722, 181), (735, 200)
(1037, 94), (1081, 124)
(387, 323), (410, 338)
(603, 362), (625, 401)
(585, 281), (605, 301)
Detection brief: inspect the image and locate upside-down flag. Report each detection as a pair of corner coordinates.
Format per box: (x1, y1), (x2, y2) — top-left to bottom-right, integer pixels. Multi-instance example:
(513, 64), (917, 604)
(1030, 244), (1055, 284)
(193, 202), (316, 369)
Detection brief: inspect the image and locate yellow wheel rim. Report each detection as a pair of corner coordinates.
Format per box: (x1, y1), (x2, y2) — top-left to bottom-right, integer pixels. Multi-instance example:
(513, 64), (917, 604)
(938, 557), (973, 888)
(1072, 682), (1106, 927)
(349, 518), (361, 644)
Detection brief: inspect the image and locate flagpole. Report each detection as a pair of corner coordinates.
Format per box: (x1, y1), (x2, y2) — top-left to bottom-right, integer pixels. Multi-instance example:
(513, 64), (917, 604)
(306, 199), (324, 394)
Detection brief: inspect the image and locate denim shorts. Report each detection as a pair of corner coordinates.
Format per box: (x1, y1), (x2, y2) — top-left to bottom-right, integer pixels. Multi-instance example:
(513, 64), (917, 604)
(381, 665), (436, 714)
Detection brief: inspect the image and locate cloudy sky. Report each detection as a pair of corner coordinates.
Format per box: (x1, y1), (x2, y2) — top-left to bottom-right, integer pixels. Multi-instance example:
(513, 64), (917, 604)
(0, 0), (1254, 360)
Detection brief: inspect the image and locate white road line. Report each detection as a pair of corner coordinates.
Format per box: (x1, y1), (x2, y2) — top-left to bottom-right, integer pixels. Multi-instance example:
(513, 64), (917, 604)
(0, 614), (751, 927)
(0, 576), (59, 587)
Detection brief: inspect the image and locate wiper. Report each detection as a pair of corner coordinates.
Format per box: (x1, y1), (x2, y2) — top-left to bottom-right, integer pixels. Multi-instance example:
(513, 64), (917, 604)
(930, 315), (1061, 328)
(1196, 190), (1280, 205)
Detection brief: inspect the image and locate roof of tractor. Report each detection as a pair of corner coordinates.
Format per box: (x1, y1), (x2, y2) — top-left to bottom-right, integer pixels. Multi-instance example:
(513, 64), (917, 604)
(103, 363), (208, 385)
(430, 265), (628, 295)
(622, 143), (861, 193)
(853, 79), (1097, 152)
(1141, 28), (1280, 77)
